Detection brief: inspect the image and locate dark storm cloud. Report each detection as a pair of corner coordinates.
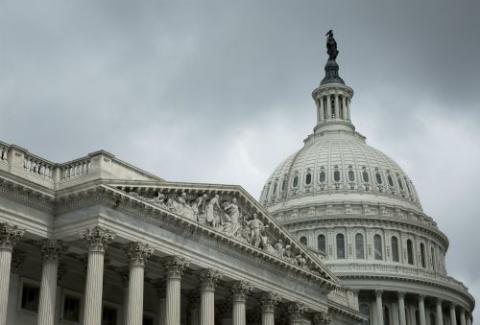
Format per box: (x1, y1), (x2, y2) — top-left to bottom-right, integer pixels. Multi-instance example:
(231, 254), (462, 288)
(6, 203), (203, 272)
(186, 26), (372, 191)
(1, 0), (479, 317)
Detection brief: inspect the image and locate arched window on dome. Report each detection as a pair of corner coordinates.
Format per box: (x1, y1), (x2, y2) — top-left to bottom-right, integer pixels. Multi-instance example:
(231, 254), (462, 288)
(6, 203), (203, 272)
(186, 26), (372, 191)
(375, 169), (383, 184)
(405, 177), (412, 196)
(374, 234), (383, 260)
(317, 234), (326, 253)
(362, 167), (369, 182)
(336, 234), (345, 259)
(420, 243), (426, 268)
(397, 174), (404, 190)
(281, 178), (287, 191)
(348, 166), (355, 182)
(305, 173), (312, 185)
(300, 236), (307, 246)
(391, 236), (400, 262)
(293, 175), (299, 188)
(333, 166), (341, 182)
(387, 172), (394, 187)
(330, 96), (336, 119)
(355, 233), (365, 259)
(407, 239), (414, 265)
(273, 182), (278, 196)
(319, 168), (326, 183)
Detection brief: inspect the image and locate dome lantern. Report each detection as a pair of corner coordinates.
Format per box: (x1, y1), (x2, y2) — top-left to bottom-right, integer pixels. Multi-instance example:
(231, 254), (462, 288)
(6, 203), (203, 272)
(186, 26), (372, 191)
(312, 31), (355, 134)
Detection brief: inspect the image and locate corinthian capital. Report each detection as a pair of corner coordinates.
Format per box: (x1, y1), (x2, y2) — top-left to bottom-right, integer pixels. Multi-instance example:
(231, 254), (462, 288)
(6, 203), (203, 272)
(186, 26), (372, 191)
(231, 281), (252, 302)
(164, 256), (189, 279)
(0, 223), (25, 251)
(80, 226), (115, 253)
(40, 239), (67, 263)
(200, 269), (222, 292)
(288, 302), (308, 321)
(127, 242), (153, 267)
(261, 292), (281, 313)
(313, 312), (332, 325)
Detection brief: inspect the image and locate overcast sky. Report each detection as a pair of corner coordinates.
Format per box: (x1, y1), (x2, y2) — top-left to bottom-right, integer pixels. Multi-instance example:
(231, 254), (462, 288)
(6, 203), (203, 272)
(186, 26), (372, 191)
(1, 0), (479, 318)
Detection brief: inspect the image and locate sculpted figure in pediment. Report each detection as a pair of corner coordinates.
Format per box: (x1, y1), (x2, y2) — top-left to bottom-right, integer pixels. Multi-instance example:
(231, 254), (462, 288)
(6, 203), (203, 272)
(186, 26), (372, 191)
(170, 192), (196, 221)
(192, 194), (208, 223)
(246, 213), (267, 248)
(205, 194), (221, 228)
(150, 192), (167, 209)
(274, 240), (285, 258)
(222, 198), (242, 236)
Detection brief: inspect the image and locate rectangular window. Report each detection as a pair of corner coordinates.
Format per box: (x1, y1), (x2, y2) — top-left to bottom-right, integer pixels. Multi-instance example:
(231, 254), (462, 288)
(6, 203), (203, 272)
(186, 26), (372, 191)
(21, 283), (40, 312)
(102, 306), (117, 325)
(63, 295), (81, 322)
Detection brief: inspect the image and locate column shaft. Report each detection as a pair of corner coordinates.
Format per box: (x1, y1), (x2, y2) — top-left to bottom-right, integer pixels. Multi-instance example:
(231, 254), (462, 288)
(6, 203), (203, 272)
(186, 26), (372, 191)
(326, 95), (332, 119)
(37, 259), (59, 325)
(376, 291), (384, 325)
(319, 98), (324, 121)
(200, 290), (214, 325)
(233, 300), (246, 325)
(342, 96), (348, 120)
(0, 249), (12, 325)
(83, 250), (105, 325)
(165, 278), (181, 325)
(418, 296), (426, 325)
(450, 305), (457, 325)
(158, 298), (166, 325)
(460, 309), (467, 325)
(126, 265), (145, 325)
(436, 300), (444, 325)
(398, 294), (406, 325)
(334, 94), (340, 118)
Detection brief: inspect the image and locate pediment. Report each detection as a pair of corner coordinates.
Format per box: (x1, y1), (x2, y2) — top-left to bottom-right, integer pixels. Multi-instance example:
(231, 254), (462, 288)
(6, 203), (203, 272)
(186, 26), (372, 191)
(106, 180), (339, 287)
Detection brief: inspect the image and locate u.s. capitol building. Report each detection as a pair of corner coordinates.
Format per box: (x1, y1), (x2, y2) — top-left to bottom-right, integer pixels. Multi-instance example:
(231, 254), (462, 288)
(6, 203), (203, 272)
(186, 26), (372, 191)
(0, 33), (474, 325)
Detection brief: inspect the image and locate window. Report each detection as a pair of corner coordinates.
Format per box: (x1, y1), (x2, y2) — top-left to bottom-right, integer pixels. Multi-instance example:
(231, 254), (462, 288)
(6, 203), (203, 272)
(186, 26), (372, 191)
(397, 176), (404, 190)
(300, 236), (307, 245)
(336, 234), (345, 259)
(317, 234), (326, 253)
(143, 317), (154, 325)
(102, 306), (117, 325)
(420, 243), (426, 268)
(273, 183), (277, 195)
(348, 167), (355, 182)
(293, 175), (299, 188)
(407, 239), (414, 265)
(375, 170), (383, 184)
(330, 96), (336, 118)
(333, 166), (341, 182)
(387, 173), (394, 187)
(63, 295), (81, 322)
(319, 168), (326, 183)
(360, 304), (370, 325)
(391, 236), (400, 262)
(384, 306), (391, 325)
(355, 233), (365, 259)
(362, 167), (369, 182)
(374, 234), (383, 260)
(282, 179), (287, 191)
(305, 173), (312, 185)
(21, 283), (40, 312)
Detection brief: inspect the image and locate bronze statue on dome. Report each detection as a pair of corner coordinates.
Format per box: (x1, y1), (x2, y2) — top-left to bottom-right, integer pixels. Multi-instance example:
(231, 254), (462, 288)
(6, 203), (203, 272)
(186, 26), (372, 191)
(326, 30), (338, 61)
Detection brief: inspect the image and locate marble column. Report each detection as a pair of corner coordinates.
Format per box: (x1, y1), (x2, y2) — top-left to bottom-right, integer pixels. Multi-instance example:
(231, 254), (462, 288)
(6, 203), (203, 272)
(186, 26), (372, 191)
(418, 295), (426, 325)
(261, 292), (280, 325)
(81, 226), (115, 325)
(155, 280), (167, 325)
(398, 292), (407, 325)
(0, 223), (24, 325)
(319, 98), (324, 122)
(37, 240), (66, 325)
(460, 309), (467, 325)
(164, 256), (189, 325)
(326, 95), (332, 120)
(200, 269), (221, 325)
(126, 242), (153, 325)
(288, 302), (308, 325)
(342, 96), (348, 120)
(334, 94), (340, 118)
(450, 304), (457, 325)
(466, 315), (472, 325)
(231, 281), (251, 325)
(376, 290), (384, 325)
(436, 299), (444, 325)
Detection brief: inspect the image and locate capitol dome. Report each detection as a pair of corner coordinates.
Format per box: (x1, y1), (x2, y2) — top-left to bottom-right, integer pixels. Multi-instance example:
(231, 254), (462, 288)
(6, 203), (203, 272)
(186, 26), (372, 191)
(261, 32), (474, 325)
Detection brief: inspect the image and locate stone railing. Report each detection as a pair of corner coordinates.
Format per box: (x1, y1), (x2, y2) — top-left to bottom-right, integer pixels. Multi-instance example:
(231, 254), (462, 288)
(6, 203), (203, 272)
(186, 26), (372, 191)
(328, 286), (358, 310)
(0, 141), (161, 189)
(327, 262), (469, 292)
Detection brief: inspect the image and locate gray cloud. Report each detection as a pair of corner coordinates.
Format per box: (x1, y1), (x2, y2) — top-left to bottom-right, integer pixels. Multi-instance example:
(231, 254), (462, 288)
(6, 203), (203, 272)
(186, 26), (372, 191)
(1, 0), (479, 318)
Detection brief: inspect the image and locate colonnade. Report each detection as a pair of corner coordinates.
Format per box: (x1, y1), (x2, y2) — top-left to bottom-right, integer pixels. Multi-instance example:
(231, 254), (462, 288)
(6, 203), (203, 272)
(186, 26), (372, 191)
(316, 93), (351, 123)
(372, 290), (472, 325)
(0, 224), (332, 325)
